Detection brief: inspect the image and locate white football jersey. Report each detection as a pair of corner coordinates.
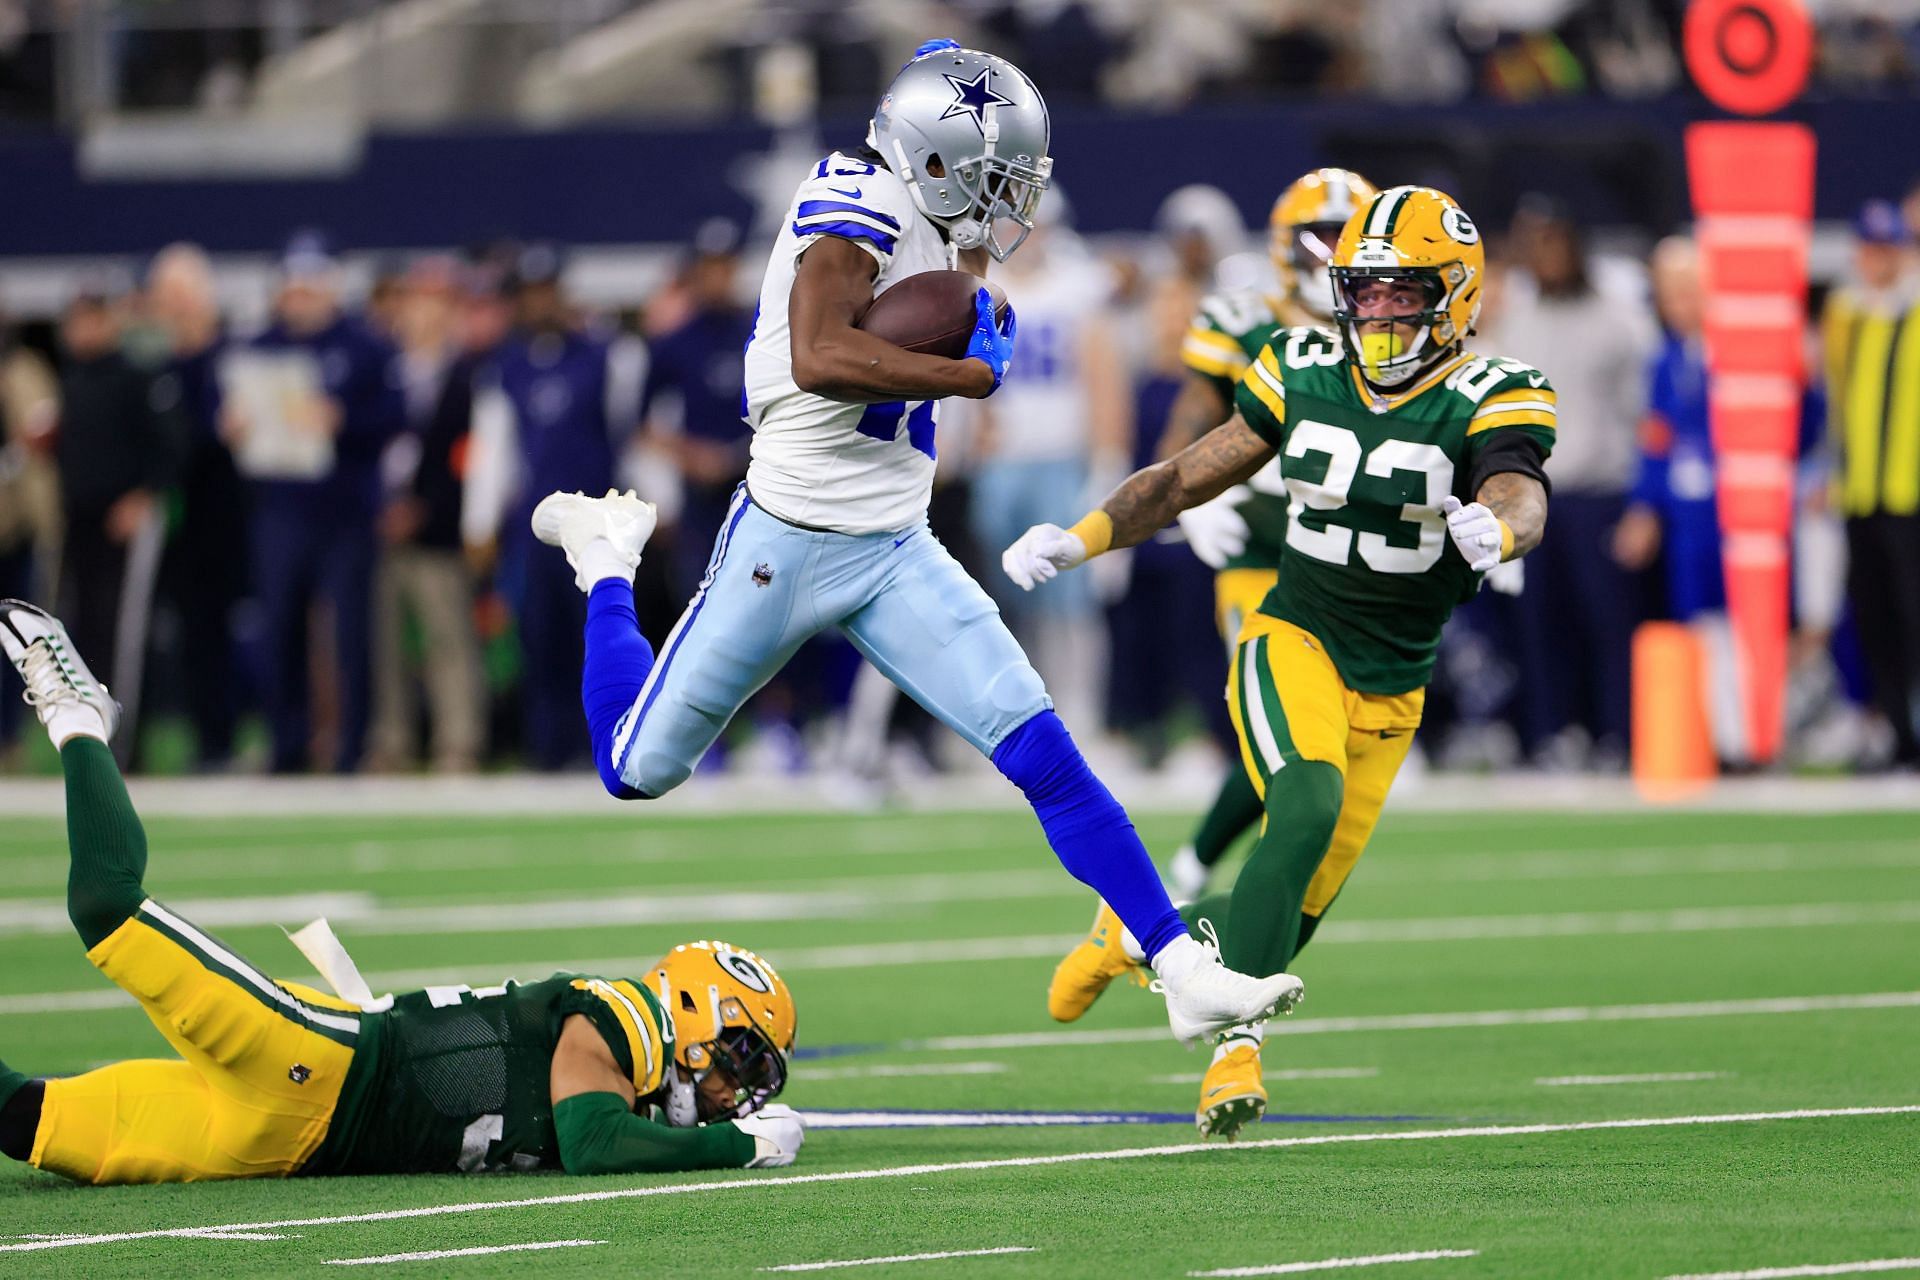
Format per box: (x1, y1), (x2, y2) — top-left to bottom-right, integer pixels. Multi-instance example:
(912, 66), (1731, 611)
(743, 150), (957, 534)
(982, 245), (1113, 463)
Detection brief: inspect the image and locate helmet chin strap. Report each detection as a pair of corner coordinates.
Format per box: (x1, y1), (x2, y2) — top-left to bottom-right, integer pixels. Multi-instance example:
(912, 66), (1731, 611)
(665, 1071), (700, 1128)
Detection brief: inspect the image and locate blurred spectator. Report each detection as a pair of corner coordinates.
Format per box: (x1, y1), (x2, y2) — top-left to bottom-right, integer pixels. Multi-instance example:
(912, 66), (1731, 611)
(1154, 185), (1258, 294)
(228, 231), (405, 774)
(1821, 200), (1920, 767)
(146, 243), (246, 770)
(969, 212), (1128, 733)
(1487, 196), (1657, 768)
(368, 258), (486, 774)
(1105, 271), (1232, 762)
(462, 245), (645, 770)
(1614, 237), (1820, 767)
(0, 307), (59, 760)
(54, 284), (185, 763)
(639, 219), (754, 600)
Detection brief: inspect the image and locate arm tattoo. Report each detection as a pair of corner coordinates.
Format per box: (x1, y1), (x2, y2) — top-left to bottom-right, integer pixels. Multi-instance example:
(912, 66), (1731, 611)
(1100, 416), (1273, 550)
(1477, 471), (1548, 558)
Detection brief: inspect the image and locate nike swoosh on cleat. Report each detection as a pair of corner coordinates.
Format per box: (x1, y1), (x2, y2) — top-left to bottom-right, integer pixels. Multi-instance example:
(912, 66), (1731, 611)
(829, 186), (863, 199)
(1203, 1084), (1242, 1099)
(1528, 373), (1546, 387)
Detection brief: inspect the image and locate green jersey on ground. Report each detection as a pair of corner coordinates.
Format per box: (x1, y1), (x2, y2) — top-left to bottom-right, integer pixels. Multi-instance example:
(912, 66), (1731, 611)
(1233, 327), (1557, 694)
(1180, 289), (1295, 572)
(306, 973), (672, 1175)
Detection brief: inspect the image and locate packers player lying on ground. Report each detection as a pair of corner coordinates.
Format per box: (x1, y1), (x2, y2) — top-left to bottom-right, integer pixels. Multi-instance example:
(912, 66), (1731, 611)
(0, 601), (804, 1184)
(1002, 186), (1553, 1139)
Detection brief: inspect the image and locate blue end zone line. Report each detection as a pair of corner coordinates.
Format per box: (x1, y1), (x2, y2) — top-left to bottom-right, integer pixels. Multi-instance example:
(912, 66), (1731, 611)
(797, 1109), (1441, 1130)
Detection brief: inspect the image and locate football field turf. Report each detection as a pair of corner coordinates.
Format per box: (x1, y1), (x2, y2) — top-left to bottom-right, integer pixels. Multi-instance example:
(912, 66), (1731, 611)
(1, 797), (1916, 1277)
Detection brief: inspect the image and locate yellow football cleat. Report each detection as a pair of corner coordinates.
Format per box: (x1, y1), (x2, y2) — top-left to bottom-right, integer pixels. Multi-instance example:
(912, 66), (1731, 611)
(1196, 1042), (1266, 1140)
(1046, 900), (1148, 1022)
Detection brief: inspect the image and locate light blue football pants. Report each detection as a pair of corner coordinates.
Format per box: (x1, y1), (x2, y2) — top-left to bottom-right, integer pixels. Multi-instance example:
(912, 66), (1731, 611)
(610, 486), (1051, 795)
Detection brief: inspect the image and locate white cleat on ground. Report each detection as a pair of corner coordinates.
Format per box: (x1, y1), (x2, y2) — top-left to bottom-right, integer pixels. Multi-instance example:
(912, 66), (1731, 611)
(530, 488), (659, 592)
(1151, 925), (1304, 1045)
(0, 599), (119, 747)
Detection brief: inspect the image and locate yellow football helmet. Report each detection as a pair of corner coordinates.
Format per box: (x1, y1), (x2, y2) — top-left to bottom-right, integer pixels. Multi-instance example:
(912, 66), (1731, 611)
(1329, 184), (1485, 389)
(1270, 167), (1379, 322)
(648, 940), (797, 1124)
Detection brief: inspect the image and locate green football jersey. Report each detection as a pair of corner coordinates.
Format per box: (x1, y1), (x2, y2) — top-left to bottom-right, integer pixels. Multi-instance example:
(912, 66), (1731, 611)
(1233, 327), (1557, 694)
(1180, 289), (1296, 572)
(307, 973), (673, 1176)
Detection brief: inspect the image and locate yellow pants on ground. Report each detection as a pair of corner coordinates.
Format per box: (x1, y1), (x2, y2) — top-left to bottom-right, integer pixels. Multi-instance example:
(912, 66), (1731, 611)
(31, 901), (360, 1184)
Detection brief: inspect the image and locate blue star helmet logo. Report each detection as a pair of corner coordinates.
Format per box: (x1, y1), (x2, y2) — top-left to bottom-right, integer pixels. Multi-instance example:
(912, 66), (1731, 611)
(940, 67), (1016, 134)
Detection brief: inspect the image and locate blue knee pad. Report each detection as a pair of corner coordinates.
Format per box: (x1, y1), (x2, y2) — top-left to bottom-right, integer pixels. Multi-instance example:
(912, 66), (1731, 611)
(993, 711), (1186, 960)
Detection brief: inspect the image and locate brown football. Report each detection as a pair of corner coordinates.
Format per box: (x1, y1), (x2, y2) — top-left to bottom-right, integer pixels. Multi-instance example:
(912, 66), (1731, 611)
(857, 270), (1010, 360)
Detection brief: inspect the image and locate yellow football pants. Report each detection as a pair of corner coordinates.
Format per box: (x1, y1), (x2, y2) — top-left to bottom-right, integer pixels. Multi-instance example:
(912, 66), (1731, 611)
(31, 901), (361, 1184)
(1225, 611), (1423, 918)
(1213, 568), (1278, 646)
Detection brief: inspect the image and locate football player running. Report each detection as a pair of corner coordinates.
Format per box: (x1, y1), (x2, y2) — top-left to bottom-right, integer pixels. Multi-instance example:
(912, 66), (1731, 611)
(1005, 187), (1554, 1138)
(531, 44), (1301, 1045)
(1162, 168), (1379, 899)
(0, 600), (804, 1183)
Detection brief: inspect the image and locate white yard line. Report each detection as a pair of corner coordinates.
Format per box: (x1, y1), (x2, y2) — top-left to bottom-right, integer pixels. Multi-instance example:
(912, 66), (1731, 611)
(762, 1247), (1036, 1271)
(4, 768), (1919, 816)
(1663, 1260), (1920, 1279)
(1151, 1068), (1380, 1086)
(322, 1239), (606, 1266)
(11, 897), (1920, 1017)
(0, 870), (1077, 940)
(1536, 1072), (1728, 1087)
(1190, 1250), (1480, 1276)
(801, 1062), (1009, 1082)
(903, 991), (1920, 1052)
(2, 1106), (1914, 1255)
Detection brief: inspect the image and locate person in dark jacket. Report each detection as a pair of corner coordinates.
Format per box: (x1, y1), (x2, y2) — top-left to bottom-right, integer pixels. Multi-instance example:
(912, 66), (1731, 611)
(226, 231), (404, 774)
(461, 245), (645, 770)
(146, 243), (247, 770)
(54, 284), (184, 759)
(368, 257), (487, 773)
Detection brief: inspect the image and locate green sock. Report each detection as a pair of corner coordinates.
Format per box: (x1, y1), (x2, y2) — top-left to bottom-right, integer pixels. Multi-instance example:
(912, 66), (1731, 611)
(1218, 760), (1344, 978)
(0, 1061), (25, 1113)
(1190, 765), (1265, 868)
(61, 737), (149, 950)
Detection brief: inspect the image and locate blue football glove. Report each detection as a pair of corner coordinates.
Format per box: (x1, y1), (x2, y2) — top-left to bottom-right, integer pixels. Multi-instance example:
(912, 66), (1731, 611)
(906, 38), (961, 68)
(965, 288), (1016, 393)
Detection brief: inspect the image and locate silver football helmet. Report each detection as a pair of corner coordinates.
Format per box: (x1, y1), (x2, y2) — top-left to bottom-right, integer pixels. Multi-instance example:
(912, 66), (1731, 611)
(867, 47), (1053, 262)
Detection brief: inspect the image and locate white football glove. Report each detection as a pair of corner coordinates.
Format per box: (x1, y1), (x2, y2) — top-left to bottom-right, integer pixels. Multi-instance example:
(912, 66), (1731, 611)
(1002, 523), (1088, 592)
(1440, 495), (1506, 574)
(1176, 486), (1252, 570)
(735, 1103), (805, 1169)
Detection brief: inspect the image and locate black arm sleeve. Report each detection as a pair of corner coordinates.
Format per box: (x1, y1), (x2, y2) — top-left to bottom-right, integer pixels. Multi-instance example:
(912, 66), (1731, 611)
(1467, 432), (1552, 500)
(553, 1091), (754, 1175)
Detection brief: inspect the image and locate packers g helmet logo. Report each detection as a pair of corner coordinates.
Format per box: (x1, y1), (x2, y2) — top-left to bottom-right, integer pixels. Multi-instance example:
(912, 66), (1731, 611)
(1441, 207), (1480, 245)
(719, 951), (773, 994)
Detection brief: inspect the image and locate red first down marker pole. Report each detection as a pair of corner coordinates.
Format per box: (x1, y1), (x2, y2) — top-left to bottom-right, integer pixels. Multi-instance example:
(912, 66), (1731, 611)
(1681, 0), (1815, 764)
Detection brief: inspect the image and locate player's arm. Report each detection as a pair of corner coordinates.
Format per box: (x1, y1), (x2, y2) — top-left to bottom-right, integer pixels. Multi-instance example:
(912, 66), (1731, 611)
(549, 1016), (756, 1174)
(787, 238), (998, 402)
(1442, 372), (1557, 570)
(1001, 415), (1273, 589)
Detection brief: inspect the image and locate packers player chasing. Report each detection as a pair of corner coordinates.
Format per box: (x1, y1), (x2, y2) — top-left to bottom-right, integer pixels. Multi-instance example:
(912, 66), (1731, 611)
(1163, 168), (1380, 900)
(0, 601), (804, 1184)
(1002, 187), (1554, 1138)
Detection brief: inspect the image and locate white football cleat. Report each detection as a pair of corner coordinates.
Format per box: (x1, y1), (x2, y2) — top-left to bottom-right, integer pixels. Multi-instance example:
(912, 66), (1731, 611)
(1151, 922), (1304, 1045)
(0, 600), (119, 747)
(530, 488), (659, 592)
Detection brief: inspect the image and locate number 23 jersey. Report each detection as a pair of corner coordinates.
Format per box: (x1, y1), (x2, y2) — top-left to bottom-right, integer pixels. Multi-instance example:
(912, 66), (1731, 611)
(1234, 327), (1556, 695)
